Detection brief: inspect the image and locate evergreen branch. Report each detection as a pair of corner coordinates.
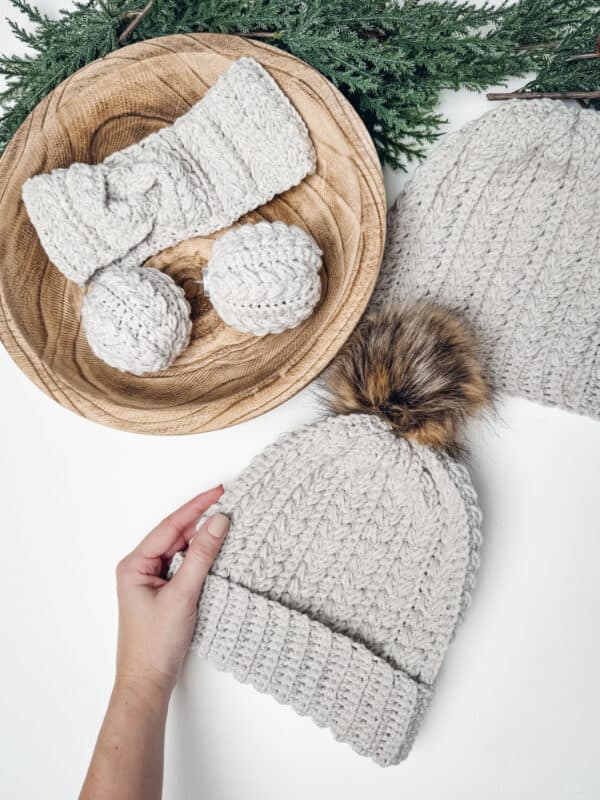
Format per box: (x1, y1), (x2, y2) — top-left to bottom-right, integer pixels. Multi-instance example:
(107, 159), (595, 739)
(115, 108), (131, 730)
(2, 0), (600, 169)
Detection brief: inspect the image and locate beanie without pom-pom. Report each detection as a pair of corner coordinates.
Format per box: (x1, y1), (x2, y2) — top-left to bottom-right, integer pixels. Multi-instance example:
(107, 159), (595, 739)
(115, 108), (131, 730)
(371, 99), (600, 419)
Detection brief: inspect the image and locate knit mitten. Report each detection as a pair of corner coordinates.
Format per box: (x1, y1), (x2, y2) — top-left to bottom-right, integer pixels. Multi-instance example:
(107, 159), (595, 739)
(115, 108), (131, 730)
(81, 265), (192, 376)
(22, 57), (316, 285)
(203, 221), (322, 335)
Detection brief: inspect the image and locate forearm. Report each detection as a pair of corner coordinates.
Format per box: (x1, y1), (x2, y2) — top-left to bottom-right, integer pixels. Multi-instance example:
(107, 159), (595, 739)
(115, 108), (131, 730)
(79, 677), (170, 800)
(79, 489), (228, 800)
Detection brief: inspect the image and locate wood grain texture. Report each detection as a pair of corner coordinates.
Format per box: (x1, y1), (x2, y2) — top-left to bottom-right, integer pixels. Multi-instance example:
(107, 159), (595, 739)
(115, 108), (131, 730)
(0, 34), (385, 434)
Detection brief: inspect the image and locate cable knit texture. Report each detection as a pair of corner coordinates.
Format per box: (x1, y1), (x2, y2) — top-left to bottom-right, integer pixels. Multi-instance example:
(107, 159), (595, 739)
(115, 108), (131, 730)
(81, 265), (192, 375)
(170, 414), (482, 766)
(22, 57), (317, 285)
(371, 99), (600, 419)
(204, 221), (322, 335)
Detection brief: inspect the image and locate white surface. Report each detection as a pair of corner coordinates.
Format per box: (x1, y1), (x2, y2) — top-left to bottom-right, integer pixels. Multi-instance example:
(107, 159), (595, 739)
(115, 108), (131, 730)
(1, 2), (600, 798)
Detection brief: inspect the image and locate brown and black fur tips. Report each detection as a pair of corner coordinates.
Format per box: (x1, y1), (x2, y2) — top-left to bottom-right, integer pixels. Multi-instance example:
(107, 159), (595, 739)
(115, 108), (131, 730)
(323, 301), (491, 457)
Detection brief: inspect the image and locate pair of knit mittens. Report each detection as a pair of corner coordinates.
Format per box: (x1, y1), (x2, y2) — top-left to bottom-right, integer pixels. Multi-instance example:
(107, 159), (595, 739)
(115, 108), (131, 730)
(23, 58), (322, 375)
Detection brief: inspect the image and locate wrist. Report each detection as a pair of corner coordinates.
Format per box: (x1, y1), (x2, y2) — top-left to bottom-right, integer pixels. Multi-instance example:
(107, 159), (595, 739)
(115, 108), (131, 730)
(113, 671), (173, 714)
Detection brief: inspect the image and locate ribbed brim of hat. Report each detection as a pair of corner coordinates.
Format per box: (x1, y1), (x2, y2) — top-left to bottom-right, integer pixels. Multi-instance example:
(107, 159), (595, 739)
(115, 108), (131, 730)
(192, 574), (433, 766)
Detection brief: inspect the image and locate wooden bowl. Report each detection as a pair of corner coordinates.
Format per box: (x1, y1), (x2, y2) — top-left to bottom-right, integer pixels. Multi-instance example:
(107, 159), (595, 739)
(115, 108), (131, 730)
(0, 34), (385, 434)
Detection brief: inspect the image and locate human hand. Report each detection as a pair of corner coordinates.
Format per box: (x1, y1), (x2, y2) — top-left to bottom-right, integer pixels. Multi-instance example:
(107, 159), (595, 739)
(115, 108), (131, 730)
(114, 486), (230, 701)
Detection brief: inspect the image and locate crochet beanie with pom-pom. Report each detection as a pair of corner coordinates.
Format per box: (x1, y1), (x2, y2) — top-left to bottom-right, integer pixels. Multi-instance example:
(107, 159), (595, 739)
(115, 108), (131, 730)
(371, 99), (599, 419)
(170, 302), (490, 766)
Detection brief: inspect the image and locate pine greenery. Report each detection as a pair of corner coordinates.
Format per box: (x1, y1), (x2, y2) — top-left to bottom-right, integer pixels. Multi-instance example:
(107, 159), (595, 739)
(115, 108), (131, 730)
(1, 1), (600, 168)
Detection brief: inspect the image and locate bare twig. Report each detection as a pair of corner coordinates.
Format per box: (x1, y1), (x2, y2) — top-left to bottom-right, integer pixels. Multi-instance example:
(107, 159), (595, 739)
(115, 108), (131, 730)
(513, 42), (560, 52)
(560, 32), (600, 61)
(488, 90), (600, 101)
(118, 0), (153, 45)
(565, 52), (600, 62)
(238, 31), (282, 40)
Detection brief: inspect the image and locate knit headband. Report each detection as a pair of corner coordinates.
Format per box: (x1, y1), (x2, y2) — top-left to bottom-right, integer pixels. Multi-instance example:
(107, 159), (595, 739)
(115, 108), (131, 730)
(23, 57), (316, 285)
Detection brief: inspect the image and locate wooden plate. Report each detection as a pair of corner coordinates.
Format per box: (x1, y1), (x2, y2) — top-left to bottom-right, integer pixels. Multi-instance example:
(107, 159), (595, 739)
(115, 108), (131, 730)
(0, 34), (385, 434)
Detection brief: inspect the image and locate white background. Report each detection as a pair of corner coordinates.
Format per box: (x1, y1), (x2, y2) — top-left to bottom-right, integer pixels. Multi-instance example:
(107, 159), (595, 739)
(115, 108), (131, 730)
(1, 1), (599, 798)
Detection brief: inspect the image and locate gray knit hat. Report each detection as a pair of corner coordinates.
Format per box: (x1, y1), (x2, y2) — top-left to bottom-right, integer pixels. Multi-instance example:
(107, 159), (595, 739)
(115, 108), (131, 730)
(22, 57), (316, 286)
(371, 99), (600, 419)
(172, 303), (490, 765)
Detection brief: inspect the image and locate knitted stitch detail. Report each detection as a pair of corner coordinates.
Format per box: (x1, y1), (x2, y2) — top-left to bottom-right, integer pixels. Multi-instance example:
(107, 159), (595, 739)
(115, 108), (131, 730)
(22, 57), (317, 285)
(204, 221), (322, 335)
(170, 414), (482, 764)
(371, 99), (600, 419)
(193, 574), (432, 767)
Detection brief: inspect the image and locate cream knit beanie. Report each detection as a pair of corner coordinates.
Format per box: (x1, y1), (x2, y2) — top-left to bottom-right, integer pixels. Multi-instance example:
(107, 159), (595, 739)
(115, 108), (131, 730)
(371, 99), (600, 419)
(171, 303), (491, 765)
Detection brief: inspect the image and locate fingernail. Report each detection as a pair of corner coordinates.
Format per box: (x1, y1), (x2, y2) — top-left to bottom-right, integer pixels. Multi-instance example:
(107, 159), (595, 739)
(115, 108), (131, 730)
(206, 513), (229, 539)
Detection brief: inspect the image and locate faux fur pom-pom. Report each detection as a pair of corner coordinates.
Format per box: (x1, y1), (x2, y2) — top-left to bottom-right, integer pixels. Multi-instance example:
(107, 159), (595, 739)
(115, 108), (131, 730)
(324, 302), (491, 457)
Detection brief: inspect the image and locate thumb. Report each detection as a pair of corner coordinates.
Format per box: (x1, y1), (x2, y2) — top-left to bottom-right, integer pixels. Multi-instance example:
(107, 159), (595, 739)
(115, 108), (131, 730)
(169, 513), (229, 603)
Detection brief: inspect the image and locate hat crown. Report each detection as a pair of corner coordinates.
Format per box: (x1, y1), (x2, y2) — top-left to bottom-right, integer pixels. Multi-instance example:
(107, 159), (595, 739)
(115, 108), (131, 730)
(212, 414), (480, 686)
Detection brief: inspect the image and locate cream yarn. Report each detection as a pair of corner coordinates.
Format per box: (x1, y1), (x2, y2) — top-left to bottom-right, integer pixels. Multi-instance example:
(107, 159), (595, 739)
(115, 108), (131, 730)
(22, 57), (316, 285)
(170, 413), (482, 766)
(81, 265), (192, 375)
(371, 99), (600, 419)
(204, 222), (322, 335)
